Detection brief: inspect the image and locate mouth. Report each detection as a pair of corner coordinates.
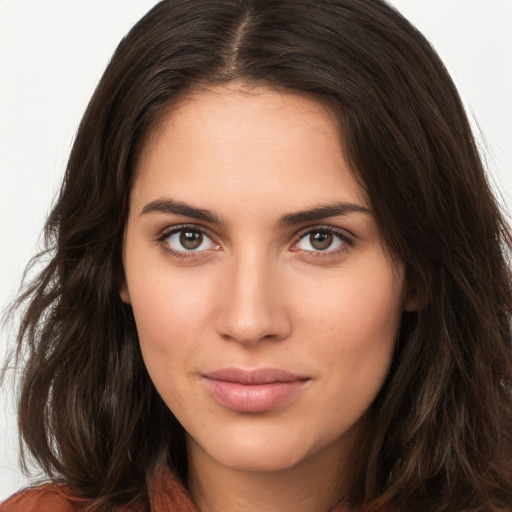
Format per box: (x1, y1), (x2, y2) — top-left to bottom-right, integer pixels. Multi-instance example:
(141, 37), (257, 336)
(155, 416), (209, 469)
(202, 368), (310, 413)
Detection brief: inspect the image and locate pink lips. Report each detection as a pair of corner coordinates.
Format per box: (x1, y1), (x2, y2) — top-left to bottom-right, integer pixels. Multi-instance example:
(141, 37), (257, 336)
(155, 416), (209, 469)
(202, 368), (309, 413)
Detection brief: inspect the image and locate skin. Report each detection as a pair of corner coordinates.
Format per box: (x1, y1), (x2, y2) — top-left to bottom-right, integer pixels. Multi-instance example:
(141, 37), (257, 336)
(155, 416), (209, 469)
(121, 83), (412, 512)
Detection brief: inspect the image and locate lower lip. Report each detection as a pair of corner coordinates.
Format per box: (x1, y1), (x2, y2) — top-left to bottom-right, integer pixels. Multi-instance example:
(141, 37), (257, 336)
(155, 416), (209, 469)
(203, 378), (308, 413)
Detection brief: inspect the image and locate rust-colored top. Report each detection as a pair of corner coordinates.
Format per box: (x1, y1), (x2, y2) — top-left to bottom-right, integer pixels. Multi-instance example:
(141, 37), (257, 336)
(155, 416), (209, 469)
(0, 467), (348, 511)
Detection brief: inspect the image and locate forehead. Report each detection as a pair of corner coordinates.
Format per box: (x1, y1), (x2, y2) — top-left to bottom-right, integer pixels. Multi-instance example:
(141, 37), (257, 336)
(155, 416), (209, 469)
(131, 84), (368, 217)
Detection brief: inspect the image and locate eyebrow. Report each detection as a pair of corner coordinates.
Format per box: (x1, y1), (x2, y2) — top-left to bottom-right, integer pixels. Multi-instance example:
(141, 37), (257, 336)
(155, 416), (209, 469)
(140, 198), (225, 224)
(140, 197), (370, 226)
(277, 202), (370, 226)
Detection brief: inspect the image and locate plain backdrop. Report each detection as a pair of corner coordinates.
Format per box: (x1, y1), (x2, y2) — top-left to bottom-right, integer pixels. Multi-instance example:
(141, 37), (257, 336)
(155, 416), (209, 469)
(1, 0), (511, 501)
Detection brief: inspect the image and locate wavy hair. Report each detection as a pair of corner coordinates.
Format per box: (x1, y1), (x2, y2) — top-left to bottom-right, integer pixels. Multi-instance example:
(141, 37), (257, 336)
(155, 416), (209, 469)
(8, 0), (512, 510)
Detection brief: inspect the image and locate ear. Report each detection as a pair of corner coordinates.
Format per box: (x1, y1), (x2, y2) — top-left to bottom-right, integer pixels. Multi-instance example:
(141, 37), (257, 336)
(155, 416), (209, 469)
(404, 292), (419, 312)
(119, 282), (131, 304)
(404, 279), (420, 312)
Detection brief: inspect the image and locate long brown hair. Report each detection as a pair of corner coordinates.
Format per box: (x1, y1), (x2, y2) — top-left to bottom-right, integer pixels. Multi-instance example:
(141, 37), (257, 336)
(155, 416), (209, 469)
(8, 1), (512, 510)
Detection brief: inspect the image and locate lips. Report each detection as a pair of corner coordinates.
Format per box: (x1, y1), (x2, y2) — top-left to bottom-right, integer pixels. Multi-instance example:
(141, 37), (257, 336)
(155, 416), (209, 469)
(202, 368), (309, 413)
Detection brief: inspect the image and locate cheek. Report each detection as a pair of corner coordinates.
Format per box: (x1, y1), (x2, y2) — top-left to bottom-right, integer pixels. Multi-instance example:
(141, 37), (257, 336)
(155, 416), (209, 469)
(299, 264), (403, 344)
(127, 273), (207, 409)
(126, 252), (215, 339)
(295, 262), (404, 398)
(124, 270), (212, 395)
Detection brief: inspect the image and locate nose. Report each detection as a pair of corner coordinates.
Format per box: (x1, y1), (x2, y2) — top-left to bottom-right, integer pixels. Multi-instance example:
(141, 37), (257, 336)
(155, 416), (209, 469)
(214, 252), (292, 346)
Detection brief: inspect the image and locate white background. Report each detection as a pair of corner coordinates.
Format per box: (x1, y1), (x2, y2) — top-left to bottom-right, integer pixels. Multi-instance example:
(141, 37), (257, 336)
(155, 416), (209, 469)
(1, 0), (511, 501)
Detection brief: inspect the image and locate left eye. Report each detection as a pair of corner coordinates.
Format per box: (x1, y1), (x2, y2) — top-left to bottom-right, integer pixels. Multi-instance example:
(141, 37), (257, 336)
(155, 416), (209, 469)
(164, 228), (217, 252)
(295, 230), (345, 252)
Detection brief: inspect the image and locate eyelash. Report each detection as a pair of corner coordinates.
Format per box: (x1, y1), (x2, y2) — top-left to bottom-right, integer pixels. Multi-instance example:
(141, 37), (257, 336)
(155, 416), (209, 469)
(156, 224), (219, 261)
(155, 224), (354, 261)
(291, 225), (353, 258)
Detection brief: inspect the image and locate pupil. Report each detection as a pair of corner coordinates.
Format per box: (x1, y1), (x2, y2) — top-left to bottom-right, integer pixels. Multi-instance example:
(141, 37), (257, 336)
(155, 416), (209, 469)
(180, 230), (203, 250)
(311, 231), (332, 250)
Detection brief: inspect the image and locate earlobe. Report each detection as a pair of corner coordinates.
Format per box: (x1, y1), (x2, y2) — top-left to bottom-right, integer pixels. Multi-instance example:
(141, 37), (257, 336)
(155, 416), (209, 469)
(404, 276), (420, 312)
(405, 293), (419, 312)
(120, 284), (131, 304)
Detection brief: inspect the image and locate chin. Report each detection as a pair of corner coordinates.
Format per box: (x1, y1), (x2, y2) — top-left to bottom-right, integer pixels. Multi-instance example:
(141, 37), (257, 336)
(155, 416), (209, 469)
(216, 447), (307, 473)
(188, 428), (312, 473)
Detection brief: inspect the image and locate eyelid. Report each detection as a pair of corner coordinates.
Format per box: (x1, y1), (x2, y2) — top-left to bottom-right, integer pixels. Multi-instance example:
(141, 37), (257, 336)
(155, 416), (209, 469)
(296, 223), (354, 238)
(156, 224), (221, 257)
(290, 225), (354, 254)
(156, 223), (216, 241)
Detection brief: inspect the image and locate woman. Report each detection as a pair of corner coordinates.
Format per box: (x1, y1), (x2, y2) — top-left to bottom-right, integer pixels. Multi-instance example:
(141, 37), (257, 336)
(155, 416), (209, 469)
(2, 0), (512, 511)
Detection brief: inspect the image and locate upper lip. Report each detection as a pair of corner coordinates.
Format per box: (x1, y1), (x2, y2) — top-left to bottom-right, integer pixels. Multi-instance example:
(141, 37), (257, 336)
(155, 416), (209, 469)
(203, 367), (309, 385)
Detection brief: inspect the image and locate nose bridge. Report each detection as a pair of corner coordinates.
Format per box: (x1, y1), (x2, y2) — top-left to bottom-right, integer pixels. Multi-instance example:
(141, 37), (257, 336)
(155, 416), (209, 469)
(215, 245), (289, 345)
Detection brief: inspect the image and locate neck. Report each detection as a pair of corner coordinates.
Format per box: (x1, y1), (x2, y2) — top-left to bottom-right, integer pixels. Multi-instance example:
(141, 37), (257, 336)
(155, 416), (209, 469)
(187, 438), (353, 512)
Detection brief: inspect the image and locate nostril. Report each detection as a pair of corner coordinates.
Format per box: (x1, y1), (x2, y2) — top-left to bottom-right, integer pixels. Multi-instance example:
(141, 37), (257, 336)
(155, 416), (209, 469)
(214, 296), (291, 345)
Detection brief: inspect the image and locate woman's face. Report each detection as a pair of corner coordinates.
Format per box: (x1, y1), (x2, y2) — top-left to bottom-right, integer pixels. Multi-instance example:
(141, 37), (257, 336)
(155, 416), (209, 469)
(122, 84), (409, 475)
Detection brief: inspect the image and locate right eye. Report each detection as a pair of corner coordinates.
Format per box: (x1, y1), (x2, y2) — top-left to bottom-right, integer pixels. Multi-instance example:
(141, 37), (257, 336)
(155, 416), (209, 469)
(159, 227), (220, 255)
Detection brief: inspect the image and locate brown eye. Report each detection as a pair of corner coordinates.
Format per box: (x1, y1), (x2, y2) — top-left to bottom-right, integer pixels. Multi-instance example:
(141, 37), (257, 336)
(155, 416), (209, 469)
(179, 230), (203, 250)
(309, 231), (333, 250)
(294, 228), (346, 253)
(163, 228), (218, 253)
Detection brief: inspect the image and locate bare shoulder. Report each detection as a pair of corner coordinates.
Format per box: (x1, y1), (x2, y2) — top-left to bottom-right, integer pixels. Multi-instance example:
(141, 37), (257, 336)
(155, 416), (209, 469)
(0, 485), (82, 512)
